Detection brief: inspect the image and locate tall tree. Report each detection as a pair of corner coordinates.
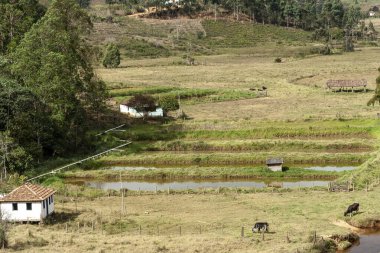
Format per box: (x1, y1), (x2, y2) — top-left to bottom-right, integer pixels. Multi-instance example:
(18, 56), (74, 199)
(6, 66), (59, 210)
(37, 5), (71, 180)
(103, 43), (121, 68)
(368, 68), (380, 106)
(0, 0), (45, 53)
(11, 0), (107, 154)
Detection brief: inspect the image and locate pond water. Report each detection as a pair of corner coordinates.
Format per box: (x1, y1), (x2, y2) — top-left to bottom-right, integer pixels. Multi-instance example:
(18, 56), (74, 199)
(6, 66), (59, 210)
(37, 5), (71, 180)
(343, 230), (380, 253)
(304, 166), (356, 172)
(107, 165), (356, 172)
(69, 178), (330, 191)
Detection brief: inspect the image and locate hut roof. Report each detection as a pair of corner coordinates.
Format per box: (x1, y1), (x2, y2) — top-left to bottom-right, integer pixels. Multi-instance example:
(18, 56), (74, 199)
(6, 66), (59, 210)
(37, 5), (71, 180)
(266, 158), (284, 165)
(326, 80), (367, 88)
(0, 183), (55, 202)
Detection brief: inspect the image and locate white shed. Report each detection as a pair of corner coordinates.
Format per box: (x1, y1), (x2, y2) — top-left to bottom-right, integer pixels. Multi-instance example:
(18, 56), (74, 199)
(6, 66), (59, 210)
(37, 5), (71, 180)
(119, 104), (163, 118)
(369, 11), (376, 17)
(266, 158), (284, 172)
(0, 183), (56, 222)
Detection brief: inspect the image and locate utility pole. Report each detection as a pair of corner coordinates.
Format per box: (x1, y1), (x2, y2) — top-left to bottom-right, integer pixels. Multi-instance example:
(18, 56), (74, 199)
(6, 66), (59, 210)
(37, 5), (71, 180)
(120, 171), (125, 215)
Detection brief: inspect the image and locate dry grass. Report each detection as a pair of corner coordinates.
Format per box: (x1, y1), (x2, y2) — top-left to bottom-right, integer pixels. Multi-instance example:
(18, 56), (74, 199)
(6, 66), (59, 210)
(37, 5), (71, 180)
(97, 47), (380, 121)
(5, 188), (380, 252)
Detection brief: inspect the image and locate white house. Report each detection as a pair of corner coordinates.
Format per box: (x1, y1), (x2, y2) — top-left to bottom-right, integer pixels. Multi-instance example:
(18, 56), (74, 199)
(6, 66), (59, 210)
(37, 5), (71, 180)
(119, 104), (164, 118)
(0, 183), (56, 222)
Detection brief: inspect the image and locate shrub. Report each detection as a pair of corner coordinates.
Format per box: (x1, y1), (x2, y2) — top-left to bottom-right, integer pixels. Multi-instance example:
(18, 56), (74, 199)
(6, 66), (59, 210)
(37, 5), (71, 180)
(0, 224), (8, 249)
(159, 95), (179, 112)
(274, 57), (282, 63)
(102, 43), (120, 68)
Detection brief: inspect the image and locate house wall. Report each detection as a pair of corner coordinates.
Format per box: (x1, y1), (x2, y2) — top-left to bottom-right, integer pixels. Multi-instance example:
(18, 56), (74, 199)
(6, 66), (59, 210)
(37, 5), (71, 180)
(0, 202), (42, 222)
(268, 165), (283, 172)
(119, 105), (163, 118)
(0, 194), (55, 221)
(41, 195), (55, 219)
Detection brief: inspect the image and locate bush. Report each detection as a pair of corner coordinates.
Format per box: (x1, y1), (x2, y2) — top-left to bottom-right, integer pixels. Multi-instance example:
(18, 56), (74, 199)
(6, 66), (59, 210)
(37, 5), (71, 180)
(0, 224), (8, 249)
(102, 43), (120, 68)
(274, 57), (282, 63)
(159, 95), (179, 112)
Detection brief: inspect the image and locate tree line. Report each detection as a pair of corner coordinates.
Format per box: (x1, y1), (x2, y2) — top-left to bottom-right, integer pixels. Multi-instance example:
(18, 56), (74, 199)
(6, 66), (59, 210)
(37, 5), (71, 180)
(106, 0), (362, 31)
(0, 0), (107, 176)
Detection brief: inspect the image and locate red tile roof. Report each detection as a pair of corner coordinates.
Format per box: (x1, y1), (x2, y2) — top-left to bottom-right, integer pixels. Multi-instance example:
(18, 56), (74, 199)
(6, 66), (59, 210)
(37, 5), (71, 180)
(0, 183), (55, 202)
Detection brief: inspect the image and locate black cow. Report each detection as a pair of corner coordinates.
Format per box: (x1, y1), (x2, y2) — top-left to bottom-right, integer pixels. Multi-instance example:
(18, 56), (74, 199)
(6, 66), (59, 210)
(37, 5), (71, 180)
(252, 222), (269, 233)
(344, 203), (359, 217)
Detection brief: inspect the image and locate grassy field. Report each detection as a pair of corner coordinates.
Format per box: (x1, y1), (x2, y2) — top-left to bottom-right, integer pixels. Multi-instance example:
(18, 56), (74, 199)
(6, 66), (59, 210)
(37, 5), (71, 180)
(5, 186), (380, 252)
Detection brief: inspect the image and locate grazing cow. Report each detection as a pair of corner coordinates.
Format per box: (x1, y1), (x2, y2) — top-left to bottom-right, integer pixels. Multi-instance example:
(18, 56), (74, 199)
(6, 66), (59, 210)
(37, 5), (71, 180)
(252, 222), (269, 233)
(344, 203), (359, 217)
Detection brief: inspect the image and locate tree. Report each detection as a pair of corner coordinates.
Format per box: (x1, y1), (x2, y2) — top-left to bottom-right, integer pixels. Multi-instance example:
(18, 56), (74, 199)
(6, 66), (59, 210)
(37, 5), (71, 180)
(368, 68), (380, 106)
(0, 1), (46, 53)
(159, 94), (179, 113)
(126, 94), (157, 118)
(11, 0), (107, 154)
(102, 43), (121, 68)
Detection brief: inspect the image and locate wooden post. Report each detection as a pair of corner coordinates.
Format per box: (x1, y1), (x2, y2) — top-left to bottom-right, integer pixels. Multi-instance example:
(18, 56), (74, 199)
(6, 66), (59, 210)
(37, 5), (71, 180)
(101, 220), (103, 235)
(261, 230), (265, 241)
(157, 225), (159, 236)
(286, 231), (290, 243)
(139, 225), (141, 235)
(179, 226), (182, 236)
(241, 226), (244, 238)
(167, 187), (170, 195)
(77, 222), (80, 232)
(313, 231), (317, 245)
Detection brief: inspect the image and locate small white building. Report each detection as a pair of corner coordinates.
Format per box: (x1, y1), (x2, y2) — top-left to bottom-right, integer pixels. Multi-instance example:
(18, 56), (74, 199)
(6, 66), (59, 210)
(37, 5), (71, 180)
(369, 11), (376, 17)
(0, 183), (56, 222)
(120, 104), (164, 118)
(266, 158), (284, 172)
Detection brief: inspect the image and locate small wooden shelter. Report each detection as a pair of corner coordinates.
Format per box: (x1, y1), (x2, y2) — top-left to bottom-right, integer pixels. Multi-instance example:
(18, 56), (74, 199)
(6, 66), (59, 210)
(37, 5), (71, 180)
(326, 80), (367, 92)
(266, 158), (284, 172)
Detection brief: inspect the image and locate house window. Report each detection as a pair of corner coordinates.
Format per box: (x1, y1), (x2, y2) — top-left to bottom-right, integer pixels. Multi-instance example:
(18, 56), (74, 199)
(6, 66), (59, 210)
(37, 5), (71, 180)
(26, 203), (32, 211)
(12, 203), (18, 211)
(48, 197), (51, 205)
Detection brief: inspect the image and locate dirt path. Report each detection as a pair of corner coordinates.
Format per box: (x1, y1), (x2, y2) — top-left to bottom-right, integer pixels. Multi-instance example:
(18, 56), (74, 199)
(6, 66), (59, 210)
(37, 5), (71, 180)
(332, 219), (362, 232)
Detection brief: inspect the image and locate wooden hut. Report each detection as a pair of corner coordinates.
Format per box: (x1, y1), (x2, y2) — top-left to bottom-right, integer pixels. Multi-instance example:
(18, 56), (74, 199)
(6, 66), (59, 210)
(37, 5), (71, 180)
(266, 158), (284, 172)
(326, 80), (367, 92)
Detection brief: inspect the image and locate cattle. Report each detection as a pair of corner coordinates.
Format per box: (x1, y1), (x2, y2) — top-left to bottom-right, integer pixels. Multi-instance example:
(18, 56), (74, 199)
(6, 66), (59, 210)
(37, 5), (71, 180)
(344, 203), (359, 217)
(252, 222), (269, 233)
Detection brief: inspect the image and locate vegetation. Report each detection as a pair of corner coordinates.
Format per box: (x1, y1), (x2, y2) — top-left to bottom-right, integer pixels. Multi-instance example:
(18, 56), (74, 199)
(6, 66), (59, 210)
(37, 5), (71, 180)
(102, 43), (121, 68)
(0, 0), (108, 176)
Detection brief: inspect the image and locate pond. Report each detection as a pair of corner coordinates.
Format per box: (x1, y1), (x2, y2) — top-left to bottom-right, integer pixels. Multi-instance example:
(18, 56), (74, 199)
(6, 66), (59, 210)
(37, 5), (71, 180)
(343, 230), (380, 253)
(107, 165), (357, 172)
(304, 166), (356, 172)
(68, 178), (330, 191)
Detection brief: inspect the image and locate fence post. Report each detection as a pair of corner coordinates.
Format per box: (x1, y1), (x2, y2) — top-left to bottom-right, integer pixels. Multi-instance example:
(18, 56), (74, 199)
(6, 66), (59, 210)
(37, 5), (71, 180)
(241, 226), (244, 238)
(261, 230), (265, 241)
(139, 225), (142, 235)
(77, 222), (80, 232)
(157, 225), (159, 236)
(179, 226), (182, 236)
(313, 231), (317, 245)
(167, 187), (170, 195)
